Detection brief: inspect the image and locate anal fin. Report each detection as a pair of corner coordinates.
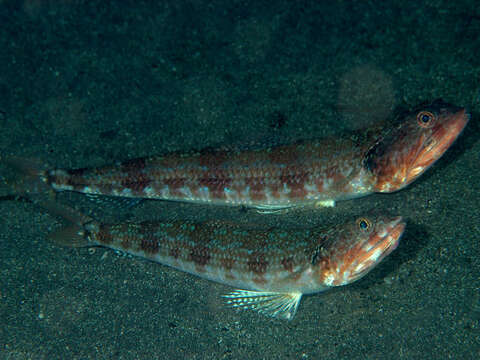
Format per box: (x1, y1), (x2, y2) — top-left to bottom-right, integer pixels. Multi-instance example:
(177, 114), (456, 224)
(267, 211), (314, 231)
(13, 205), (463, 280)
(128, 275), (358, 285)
(253, 204), (295, 214)
(223, 290), (302, 320)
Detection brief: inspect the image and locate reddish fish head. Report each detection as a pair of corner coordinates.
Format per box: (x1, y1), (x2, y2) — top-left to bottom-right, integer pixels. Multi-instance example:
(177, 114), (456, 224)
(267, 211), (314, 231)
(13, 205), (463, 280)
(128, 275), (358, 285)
(364, 99), (469, 193)
(316, 215), (405, 287)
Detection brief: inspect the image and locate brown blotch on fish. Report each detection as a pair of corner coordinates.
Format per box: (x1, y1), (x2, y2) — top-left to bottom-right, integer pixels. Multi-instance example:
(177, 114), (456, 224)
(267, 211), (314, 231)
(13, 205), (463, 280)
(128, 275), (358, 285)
(280, 168), (309, 199)
(220, 256), (235, 271)
(121, 173), (151, 192)
(189, 245), (211, 266)
(117, 225), (134, 249)
(169, 247), (181, 259)
(120, 235), (133, 250)
(140, 237), (159, 254)
(247, 252), (268, 275)
(244, 177), (267, 201)
(96, 225), (114, 245)
(198, 173), (232, 198)
(281, 257), (295, 273)
(161, 176), (186, 189)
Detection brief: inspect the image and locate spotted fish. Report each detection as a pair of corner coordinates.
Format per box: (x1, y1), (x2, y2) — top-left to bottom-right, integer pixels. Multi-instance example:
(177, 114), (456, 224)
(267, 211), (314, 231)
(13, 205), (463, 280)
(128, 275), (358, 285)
(5, 99), (469, 211)
(42, 200), (405, 320)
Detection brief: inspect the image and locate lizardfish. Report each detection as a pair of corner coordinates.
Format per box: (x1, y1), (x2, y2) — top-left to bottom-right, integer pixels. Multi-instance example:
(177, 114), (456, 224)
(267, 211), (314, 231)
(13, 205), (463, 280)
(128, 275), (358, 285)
(5, 99), (469, 211)
(41, 201), (405, 320)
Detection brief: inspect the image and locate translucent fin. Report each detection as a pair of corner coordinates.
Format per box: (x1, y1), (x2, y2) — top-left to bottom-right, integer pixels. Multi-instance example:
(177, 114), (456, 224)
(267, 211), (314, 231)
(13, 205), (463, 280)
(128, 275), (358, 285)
(223, 290), (302, 320)
(253, 204), (294, 214)
(1, 156), (50, 196)
(31, 198), (93, 248)
(315, 200), (335, 208)
(49, 224), (89, 248)
(85, 194), (143, 209)
(34, 197), (92, 226)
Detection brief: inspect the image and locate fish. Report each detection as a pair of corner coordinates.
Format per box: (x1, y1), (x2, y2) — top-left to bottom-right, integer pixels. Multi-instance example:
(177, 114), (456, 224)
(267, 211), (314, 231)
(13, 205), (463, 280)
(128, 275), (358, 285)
(40, 200), (405, 320)
(4, 99), (469, 211)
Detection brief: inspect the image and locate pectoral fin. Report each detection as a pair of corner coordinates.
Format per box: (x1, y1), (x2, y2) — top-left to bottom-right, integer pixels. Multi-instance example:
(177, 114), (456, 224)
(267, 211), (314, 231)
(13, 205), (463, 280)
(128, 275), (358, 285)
(223, 290), (302, 320)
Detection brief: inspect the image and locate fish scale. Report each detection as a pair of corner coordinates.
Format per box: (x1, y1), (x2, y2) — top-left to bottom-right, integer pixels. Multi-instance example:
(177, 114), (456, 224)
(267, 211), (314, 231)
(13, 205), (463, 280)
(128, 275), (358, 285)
(42, 99), (469, 210)
(44, 204), (405, 320)
(89, 220), (320, 289)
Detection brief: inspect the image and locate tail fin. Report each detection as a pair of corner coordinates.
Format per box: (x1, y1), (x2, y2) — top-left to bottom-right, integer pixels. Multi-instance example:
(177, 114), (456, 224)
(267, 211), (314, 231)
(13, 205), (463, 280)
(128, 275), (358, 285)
(35, 196), (92, 226)
(2, 156), (95, 248)
(38, 197), (94, 248)
(2, 156), (51, 197)
(48, 222), (90, 248)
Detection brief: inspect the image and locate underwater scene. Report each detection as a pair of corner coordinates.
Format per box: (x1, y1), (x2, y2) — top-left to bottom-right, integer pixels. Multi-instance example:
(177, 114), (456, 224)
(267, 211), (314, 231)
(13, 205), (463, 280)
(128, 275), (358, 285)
(0, 0), (478, 359)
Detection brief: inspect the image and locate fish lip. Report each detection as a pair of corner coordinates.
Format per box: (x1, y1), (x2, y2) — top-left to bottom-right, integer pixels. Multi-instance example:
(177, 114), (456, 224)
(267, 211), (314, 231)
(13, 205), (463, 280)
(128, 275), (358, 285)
(437, 108), (470, 148)
(346, 216), (405, 283)
(406, 107), (470, 182)
(379, 216), (405, 255)
(369, 216), (405, 256)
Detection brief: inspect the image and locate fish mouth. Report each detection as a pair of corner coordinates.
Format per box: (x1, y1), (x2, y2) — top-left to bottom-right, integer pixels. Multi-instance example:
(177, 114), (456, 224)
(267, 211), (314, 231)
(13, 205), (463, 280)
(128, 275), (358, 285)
(370, 216), (405, 259)
(347, 216), (406, 283)
(406, 108), (470, 184)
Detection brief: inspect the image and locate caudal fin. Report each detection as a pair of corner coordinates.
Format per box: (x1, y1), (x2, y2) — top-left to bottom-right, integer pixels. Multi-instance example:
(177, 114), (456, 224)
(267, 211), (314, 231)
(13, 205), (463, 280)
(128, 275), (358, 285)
(2, 156), (94, 248)
(36, 197), (94, 248)
(2, 156), (50, 197)
(35, 196), (92, 226)
(48, 222), (90, 248)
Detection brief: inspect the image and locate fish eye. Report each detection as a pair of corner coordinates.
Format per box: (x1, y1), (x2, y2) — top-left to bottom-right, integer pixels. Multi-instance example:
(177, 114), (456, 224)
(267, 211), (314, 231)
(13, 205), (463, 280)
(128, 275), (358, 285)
(356, 217), (372, 232)
(416, 111), (435, 128)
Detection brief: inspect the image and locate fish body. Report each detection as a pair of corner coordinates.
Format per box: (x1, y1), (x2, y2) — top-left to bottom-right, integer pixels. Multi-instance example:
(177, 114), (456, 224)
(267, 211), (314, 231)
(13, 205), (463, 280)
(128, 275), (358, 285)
(48, 137), (375, 209)
(7, 99), (470, 210)
(48, 205), (405, 319)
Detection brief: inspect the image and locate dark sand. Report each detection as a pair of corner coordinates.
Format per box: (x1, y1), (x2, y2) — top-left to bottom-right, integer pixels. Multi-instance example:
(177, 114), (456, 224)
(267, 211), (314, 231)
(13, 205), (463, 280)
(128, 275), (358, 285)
(0, 0), (478, 359)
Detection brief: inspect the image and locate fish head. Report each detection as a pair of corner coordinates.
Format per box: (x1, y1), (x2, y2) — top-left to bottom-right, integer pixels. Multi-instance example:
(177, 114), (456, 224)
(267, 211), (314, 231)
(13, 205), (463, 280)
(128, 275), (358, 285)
(316, 215), (405, 287)
(364, 99), (469, 193)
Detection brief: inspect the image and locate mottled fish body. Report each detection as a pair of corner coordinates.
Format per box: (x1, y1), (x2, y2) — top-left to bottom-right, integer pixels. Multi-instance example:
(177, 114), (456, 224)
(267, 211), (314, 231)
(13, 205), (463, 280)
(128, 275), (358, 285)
(37, 99), (469, 210)
(47, 204), (405, 319)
